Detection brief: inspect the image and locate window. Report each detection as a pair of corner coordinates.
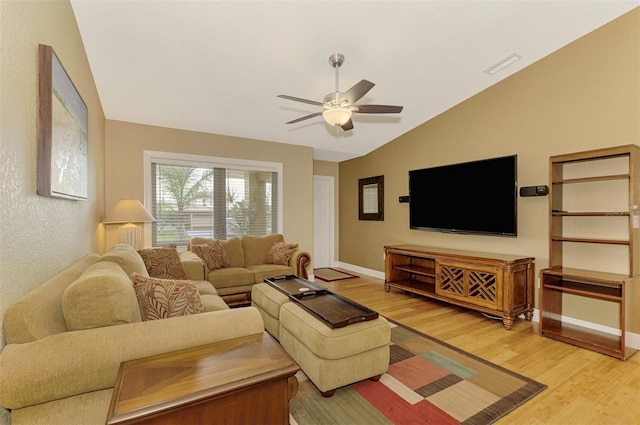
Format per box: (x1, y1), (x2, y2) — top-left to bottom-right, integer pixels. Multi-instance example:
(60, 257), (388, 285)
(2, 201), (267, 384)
(144, 151), (282, 246)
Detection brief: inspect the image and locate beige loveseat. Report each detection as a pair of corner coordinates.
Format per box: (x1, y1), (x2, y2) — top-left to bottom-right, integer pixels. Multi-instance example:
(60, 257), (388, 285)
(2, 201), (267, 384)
(0, 244), (265, 425)
(182, 234), (311, 306)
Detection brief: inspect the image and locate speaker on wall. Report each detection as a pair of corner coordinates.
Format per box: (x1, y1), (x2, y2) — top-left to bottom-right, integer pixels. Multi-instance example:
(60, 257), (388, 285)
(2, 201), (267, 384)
(520, 185), (549, 197)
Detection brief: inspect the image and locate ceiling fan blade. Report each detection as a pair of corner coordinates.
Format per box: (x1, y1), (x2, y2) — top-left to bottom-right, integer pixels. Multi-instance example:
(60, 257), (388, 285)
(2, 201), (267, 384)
(338, 80), (375, 105)
(277, 94), (324, 107)
(340, 119), (354, 131)
(354, 104), (403, 114)
(285, 111), (323, 124)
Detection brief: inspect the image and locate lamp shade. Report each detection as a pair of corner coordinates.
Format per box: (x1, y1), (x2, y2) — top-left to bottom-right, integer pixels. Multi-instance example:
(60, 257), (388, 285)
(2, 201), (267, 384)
(103, 200), (155, 224)
(322, 107), (352, 126)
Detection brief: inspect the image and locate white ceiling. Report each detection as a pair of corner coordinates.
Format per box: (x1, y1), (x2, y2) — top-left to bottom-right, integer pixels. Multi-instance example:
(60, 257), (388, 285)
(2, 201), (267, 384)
(70, 0), (639, 162)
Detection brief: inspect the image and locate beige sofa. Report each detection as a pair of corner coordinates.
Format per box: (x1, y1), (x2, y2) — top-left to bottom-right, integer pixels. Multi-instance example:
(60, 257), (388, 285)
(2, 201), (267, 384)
(0, 244), (265, 425)
(182, 234), (311, 306)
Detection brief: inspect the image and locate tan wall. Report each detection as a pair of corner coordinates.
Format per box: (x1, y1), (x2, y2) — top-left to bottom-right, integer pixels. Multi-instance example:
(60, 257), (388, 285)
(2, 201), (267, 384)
(339, 9), (640, 330)
(104, 120), (314, 258)
(0, 2), (105, 328)
(0, 1), (105, 421)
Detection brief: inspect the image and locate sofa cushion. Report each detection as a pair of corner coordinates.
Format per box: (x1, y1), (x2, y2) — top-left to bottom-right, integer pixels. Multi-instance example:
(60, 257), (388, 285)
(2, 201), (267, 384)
(190, 237), (244, 267)
(137, 246), (188, 279)
(247, 264), (295, 283)
(207, 267), (255, 289)
(242, 234), (284, 267)
(265, 241), (298, 265)
(191, 240), (231, 271)
(62, 262), (142, 331)
(194, 280), (218, 296)
(3, 254), (100, 344)
(98, 244), (149, 278)
(9, 388), (114, 425)
(200, 295), (230, 312)
(222, 237), (244, 267)
(131, 274), (205, 321)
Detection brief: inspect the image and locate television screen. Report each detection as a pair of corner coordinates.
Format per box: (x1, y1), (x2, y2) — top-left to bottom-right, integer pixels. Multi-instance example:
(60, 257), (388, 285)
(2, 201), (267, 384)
(409, 155), (517, 236)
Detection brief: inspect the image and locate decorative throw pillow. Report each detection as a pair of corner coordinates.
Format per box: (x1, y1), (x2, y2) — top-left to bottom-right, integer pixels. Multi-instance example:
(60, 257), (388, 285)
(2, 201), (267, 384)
(192, 240), (231, 271)
(137, 246), (187, 279)
(264, 241), (298, 265)
(131, 273), (204, 321)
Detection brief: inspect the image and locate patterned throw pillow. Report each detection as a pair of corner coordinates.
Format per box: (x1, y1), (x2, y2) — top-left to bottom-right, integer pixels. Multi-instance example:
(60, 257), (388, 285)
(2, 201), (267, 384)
(131, 273), (205, 321)
(192, 240), (231, 271)
(264, 241), (298, 265)
(137, 246), (188, 279)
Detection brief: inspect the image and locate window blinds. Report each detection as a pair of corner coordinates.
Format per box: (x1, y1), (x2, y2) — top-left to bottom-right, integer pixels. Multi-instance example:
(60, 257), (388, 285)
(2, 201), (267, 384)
(150, 162), (277, 246)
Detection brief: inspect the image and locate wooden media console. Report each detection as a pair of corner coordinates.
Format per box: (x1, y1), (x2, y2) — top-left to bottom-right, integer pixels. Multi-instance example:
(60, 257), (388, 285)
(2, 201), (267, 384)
(384, 244), (535, 329)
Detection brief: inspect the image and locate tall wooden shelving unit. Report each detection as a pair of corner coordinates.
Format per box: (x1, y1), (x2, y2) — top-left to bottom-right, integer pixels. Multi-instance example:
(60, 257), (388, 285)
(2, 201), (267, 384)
(540, 145), (639, 360)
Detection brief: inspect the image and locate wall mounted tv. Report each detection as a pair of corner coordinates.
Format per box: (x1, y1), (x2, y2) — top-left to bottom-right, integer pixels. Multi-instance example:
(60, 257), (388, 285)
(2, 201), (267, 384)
(409, 155), (517, 236)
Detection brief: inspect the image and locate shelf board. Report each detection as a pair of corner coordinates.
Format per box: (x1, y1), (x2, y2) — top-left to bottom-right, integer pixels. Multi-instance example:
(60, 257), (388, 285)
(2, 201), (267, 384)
(542, 266), (629, 283)
(551, 236), (630, 245)
(393, 264), (436, 277)
(385, 279), (435, 296)
(542, 280), (622, 301)
(551, 211), (629, 217)
(552, 174), (629, 185)
(541, 321), (626, 359)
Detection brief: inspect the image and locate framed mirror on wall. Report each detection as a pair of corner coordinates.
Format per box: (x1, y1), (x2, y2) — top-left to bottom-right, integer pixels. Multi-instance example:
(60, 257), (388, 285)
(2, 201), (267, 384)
(359, 175), (384, 221)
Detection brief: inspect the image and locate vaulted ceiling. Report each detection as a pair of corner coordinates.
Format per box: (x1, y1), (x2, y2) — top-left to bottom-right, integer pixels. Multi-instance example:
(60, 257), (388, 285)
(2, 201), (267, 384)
(70, 1), (639, 161)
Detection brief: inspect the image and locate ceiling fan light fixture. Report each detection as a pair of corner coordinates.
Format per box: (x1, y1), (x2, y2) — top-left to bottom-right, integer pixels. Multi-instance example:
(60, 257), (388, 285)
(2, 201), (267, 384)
(322, 107), (352, 126)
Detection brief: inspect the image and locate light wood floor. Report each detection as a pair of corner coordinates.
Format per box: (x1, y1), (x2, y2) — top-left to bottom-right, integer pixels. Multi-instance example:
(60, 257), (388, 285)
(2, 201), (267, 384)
(317, 270), (640, 425)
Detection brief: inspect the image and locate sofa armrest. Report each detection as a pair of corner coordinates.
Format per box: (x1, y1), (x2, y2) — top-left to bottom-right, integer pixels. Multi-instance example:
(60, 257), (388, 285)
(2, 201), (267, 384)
(180, 250), (207, 280)
(290, 249), (311, 279)
(0, 307), (264, 410)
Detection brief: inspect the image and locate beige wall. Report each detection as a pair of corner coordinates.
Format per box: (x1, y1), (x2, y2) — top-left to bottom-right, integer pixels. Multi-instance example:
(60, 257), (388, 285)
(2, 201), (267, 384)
(0, 0), (105, 421)
(339, 9), (640, 330)
(104, 120), (314, 261)
(0, 2), (105, 328)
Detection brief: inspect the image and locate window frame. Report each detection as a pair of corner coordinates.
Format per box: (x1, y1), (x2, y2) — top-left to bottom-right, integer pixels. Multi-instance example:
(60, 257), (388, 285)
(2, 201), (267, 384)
(143, 150), (283, 247)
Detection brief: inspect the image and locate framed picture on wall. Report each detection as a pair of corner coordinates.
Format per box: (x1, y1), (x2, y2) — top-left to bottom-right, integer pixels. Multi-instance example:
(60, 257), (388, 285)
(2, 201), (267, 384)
(37, 43), (88, 200)
(359, 175), (384, 221)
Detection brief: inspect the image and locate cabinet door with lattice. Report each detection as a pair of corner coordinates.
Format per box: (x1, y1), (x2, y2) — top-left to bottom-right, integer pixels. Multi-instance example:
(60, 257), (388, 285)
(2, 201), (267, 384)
(436, 261), (503, 310)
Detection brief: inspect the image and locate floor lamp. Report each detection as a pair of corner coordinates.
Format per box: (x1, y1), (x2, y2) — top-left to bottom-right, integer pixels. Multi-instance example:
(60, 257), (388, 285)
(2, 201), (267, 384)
(103, 200), (155, 250)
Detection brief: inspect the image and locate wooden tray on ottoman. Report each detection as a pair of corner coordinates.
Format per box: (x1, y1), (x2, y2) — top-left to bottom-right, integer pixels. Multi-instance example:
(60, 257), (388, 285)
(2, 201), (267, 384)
(264, 275), (378, 328)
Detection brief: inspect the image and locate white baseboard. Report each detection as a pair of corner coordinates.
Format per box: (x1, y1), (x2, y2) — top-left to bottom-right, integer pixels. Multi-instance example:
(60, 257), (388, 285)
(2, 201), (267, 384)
(335, 261), (640, 351)
(335, 261), (385, 280)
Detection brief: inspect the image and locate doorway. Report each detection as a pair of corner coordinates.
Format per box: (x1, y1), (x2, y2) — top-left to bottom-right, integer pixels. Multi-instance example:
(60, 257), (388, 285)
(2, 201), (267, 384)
(313, 175), (335, 269)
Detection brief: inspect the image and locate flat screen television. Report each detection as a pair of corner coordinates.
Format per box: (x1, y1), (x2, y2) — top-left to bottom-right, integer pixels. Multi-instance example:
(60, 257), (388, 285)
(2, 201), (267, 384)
(409, 155), (517, 236)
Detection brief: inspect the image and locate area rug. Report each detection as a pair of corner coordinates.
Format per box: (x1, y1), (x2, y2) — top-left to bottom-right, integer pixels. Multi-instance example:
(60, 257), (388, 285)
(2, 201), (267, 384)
(290, 320), (546, 425)
(314, 268), (359, 282)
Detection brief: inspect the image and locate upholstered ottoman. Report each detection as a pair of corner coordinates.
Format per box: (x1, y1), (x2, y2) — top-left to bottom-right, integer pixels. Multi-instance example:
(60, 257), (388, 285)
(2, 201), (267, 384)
(278, 302), (390, 397)
(251, 282), (290, 339)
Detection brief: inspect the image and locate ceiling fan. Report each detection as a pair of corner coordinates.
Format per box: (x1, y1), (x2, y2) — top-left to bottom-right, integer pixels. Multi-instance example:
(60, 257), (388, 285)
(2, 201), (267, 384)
(277, 53), (403, 131)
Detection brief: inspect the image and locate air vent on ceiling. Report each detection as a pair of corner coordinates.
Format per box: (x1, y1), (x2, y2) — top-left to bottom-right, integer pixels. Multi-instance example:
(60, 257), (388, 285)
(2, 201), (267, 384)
(484, 53), (522, 75)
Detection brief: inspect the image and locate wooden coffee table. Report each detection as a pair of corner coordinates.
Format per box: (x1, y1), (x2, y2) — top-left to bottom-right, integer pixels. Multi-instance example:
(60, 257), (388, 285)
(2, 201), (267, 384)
(106, 332), (299, 425)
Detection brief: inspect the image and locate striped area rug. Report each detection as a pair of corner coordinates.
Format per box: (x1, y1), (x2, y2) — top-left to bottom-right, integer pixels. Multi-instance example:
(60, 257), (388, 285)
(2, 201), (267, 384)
(290, 320), (546, 425)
